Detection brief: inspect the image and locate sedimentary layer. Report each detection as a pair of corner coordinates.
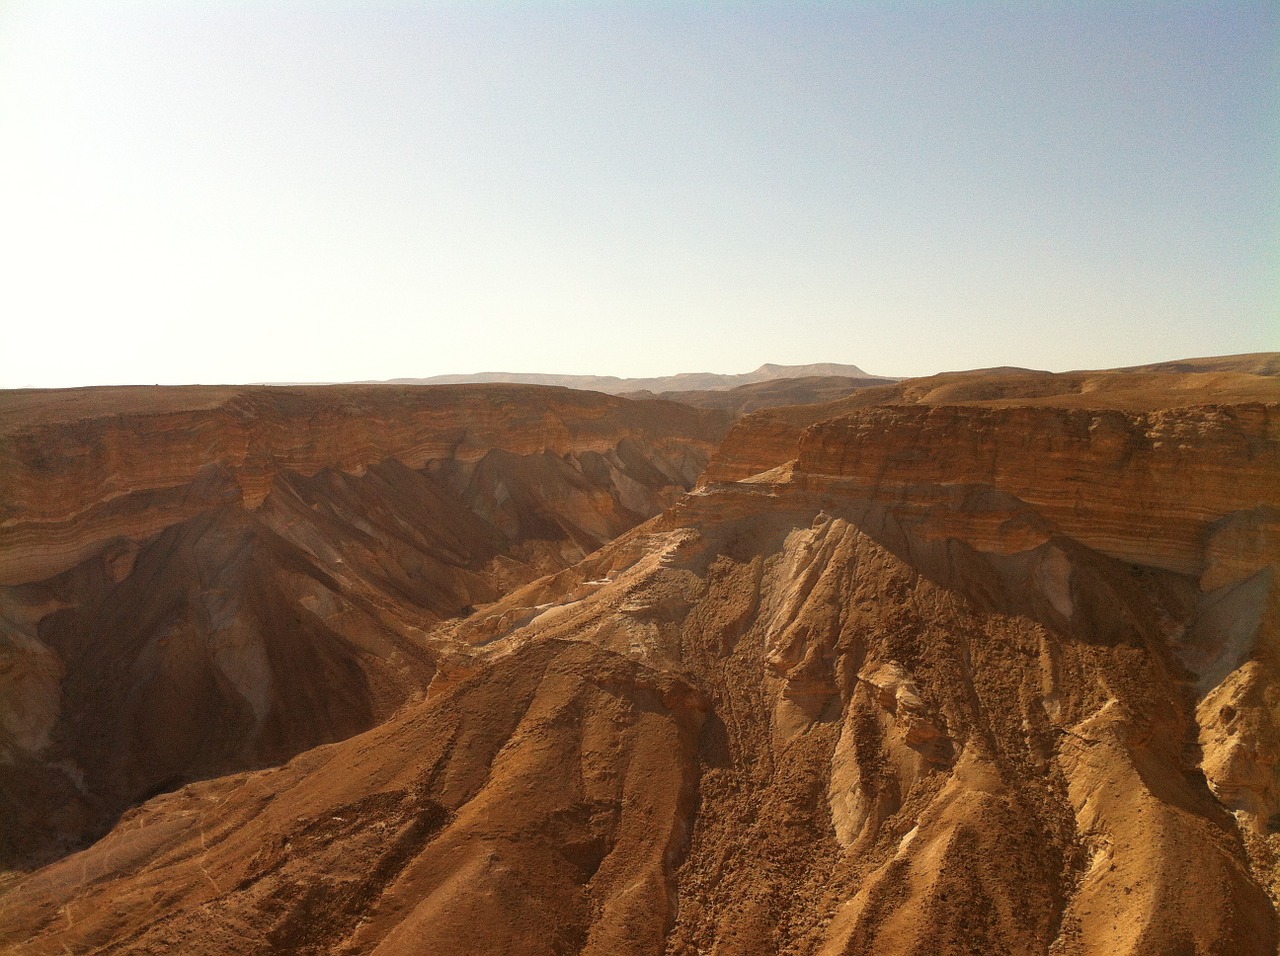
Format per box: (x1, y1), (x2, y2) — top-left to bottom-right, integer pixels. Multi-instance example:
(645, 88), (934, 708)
(795, 402), (1279, 579)
(701, 361), (1280, 484)
(0, 384), (727, 874)
(0, 384), (725, 586)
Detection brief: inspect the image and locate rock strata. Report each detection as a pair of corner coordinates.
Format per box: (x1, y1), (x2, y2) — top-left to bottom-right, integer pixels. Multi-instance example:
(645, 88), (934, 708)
(0, 384), (724, 586)
(0, 384), (726, 874)
(797, 402), (1279, 578)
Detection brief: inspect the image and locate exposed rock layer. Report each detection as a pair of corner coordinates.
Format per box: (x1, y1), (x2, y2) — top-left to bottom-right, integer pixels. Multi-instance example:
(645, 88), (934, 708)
(797, 402), (1279, 578)
(0, 385), (727, 873)
(0, 384), (725, 586)
(702, 362), (1280, 484)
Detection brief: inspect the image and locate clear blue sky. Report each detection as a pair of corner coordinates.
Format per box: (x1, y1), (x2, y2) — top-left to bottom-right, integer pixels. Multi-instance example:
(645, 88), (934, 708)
(1, 1), (1275, 386)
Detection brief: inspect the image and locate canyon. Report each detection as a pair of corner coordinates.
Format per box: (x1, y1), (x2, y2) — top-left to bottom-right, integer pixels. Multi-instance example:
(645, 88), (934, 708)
(0, 385), (727, 875)
(0, 356), (1277, 955)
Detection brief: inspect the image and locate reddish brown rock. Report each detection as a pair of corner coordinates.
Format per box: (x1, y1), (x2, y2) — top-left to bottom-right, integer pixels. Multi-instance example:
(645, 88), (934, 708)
(701, 360), (1280, 484)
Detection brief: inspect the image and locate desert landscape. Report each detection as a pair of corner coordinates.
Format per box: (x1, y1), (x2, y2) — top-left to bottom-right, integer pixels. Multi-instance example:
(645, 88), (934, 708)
(0, 354), (1276, 954)
(2, 1), (1273, 951)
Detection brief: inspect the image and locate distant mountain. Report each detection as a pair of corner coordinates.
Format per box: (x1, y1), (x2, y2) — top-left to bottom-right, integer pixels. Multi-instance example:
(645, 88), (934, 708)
(381, 362), (895, 394)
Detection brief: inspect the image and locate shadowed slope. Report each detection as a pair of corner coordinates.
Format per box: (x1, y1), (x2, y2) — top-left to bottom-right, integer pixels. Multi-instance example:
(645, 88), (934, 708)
(0, 638), (706, 956)
(0, 385), (727, 875)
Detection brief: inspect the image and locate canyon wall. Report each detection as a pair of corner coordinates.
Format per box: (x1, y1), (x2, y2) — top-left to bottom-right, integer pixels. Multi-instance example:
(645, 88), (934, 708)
(796, 402), (1279, 579)
(0, 384), (724, 586)
(0, 384), (727, 874)
(702, 365), (1280, 484)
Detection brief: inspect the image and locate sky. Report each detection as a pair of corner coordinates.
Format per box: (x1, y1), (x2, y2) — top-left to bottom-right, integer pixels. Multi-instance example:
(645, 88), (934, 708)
(0, 1), (1276, 387)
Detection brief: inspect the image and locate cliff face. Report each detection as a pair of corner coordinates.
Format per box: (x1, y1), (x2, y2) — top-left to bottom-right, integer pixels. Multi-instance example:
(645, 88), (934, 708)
(797, 402), (1279, 579)
(2, 363), (1279, 956)
(0, 385), (723, 586)
(790, 401), (1280, 886)
(699, 402), (827, 484)
(0, 385), (727, 873)
(701, 364), (1280, 484)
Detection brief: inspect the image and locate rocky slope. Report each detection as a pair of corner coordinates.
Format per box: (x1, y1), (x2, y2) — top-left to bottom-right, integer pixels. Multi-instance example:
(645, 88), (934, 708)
(1, 359), (1278, 955)
(0, 384), (727, 874)
(702, 357), (1280, 483)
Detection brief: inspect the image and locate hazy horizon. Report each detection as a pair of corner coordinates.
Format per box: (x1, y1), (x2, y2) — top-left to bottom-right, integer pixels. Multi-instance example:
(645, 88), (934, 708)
(2, 2), (1275, 388)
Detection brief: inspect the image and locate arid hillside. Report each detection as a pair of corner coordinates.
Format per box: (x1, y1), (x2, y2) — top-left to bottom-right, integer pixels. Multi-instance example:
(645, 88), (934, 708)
(1, 357), (1278, 956)
(703, 353), (1280, 482)
(0, 384), (728, 875)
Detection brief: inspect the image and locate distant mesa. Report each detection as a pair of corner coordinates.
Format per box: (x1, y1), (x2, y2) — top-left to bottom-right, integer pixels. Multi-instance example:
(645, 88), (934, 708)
(375, 362), (897, 394)
(4, 353), (1279, 955)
